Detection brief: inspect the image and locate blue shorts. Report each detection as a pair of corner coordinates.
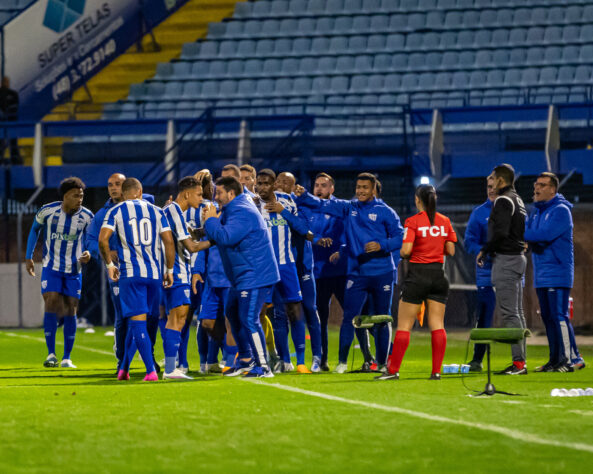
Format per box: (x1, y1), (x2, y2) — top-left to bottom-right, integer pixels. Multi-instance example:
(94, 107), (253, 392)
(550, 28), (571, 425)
(198, 284), (229, 320)
(164, 284), (192, 313)
(119, 277), (161, 318)
(272, 263), (302, 304)
(41, 267), (82, 299)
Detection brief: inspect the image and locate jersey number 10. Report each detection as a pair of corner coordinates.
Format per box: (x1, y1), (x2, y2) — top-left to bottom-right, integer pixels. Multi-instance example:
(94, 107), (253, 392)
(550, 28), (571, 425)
(130, 217), (153, 246)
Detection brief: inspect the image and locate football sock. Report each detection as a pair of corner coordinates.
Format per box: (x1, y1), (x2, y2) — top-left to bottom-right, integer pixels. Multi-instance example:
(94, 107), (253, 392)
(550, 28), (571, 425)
(303, 306), (323, 360)
(158, 317), (168, 353)
(164, 328), (181, 374)
(62, 316), (76, 360)
(196, 322), (209, 364)
(43, 312), (57, 355)
(374, 322), (391, 366)
(178, 319), (191, 368)
(207, 335), (222, 365)
(390, 330), (410, 373)
(122, 325), (136, 372)
(431, 329), (447, 374)
(225, 343), (238, 367)
(272, 312), (290, 363)
(130, 320), (155, 374)
(290, 317), (306, 366)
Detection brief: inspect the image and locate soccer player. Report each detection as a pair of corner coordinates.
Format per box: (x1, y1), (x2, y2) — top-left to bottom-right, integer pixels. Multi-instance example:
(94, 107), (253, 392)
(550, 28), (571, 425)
(307, 172), (348, 371)
(294, 173), (403, 373)
(99, 178), (176, 381)
(25, 177), (94, 368)
(275, 171), (328, 372)
(240, 164), (256, 193)
(161, 176), (208, 380)
(464, 174), (497, 372)
(525, 172), (585, 372)
(203, 176), (280, 377)
(377, 184), (456, 380)
(256, 169), (312, 373)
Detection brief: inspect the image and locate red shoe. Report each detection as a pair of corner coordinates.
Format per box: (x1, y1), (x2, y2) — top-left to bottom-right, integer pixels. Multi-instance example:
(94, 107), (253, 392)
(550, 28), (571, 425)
(369, 362), (378, 371)
(117, 369), (129, 381)
(143, 371), (158, 381)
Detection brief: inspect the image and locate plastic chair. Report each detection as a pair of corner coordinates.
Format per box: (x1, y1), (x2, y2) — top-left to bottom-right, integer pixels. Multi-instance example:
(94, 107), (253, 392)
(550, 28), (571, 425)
(367, 34), (387, 51)
(318, 56), (337, 72)
(336, 55), (355, 71)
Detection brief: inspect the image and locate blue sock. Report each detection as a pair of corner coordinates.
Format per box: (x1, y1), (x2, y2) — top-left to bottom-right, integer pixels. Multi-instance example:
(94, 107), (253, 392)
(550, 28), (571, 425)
(122, 325), (136, 372)
(375, 322), (391, 366)
(225, 343), (238, 367)
(129, 320), (155, 374)
(43, 312), (57, 355)
(146, 316), (158, 359)
(290, 317), (306, 366)
(164, 328), (181, 373)
(178, 320), (191, 368)
(272, 308), (291, 363)
(196, 322), (209, 364)
(158, 317), (168, 353)
(207, 335), (222, 365)
(62, 316), (77, 360)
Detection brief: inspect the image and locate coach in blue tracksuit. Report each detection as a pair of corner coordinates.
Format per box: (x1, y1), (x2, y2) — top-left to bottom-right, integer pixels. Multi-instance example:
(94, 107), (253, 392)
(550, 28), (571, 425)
(295, 172), (404, 373)
(525, 172), (584, 372)
(203, 176), (280, 378)
(464, 175), (496, 372)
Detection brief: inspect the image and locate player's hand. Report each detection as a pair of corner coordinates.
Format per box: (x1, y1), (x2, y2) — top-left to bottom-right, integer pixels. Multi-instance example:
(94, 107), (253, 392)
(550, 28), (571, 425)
(315, 237), (333, 247)
(476, 251), (485, 268)
(108, 265), (120, 282)
(265, 201), (284, 214)
(110, 251), (119, 265)
(364, 241), (381, 253)
(194, 169), (211, 185)
(78, 250), (91, 264)
(163, 195), (173, 207)
(192, 273), (204, 294)
(294, 185), (305, 197)
(25, 259), (35, 277)
(163, 273), (174, 289)
(329, 252), (340, 264)
(196, 240), (212, 252)
(202, 203), (219, 221)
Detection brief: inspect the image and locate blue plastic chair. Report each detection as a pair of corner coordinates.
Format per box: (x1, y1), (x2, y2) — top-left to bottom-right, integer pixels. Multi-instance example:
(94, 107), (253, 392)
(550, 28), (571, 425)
(442, 51), (459, 68)
(318, 56), (337, 72)
(367, 34), (386, 51)
(244, 59), (262, 76)
(209, 60), (228, 76)
(172, 62), (190, 77)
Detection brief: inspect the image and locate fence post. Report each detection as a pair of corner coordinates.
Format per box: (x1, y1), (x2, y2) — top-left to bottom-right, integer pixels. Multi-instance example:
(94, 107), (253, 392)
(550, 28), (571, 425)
(164, 119), (177, 185)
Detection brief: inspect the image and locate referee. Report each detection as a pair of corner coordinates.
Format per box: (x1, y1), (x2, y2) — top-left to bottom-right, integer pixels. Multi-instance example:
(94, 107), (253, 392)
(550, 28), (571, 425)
(477, 164), (528, 375)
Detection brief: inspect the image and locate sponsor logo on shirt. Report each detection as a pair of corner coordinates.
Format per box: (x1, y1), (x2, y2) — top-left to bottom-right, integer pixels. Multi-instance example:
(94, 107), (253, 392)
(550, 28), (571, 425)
(267, 218), (288, 227)
(302, 274), (311, 281)
(383, 285), (391, 291)
(369, 213), (377, 221)
(351, 211), (358, 217)
(417, 226), (449, 237)
(241, 291), (248, 298)
(50, 232), (78, 241)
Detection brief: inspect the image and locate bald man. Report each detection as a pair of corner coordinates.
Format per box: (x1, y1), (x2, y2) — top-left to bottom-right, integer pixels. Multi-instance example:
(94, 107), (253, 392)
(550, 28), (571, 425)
(86, 173), (142, 372)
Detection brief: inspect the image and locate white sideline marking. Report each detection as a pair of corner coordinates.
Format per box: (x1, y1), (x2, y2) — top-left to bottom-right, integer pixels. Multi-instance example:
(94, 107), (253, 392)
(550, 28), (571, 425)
(246, 380), (593, 454)
(1, 331), (113, 356)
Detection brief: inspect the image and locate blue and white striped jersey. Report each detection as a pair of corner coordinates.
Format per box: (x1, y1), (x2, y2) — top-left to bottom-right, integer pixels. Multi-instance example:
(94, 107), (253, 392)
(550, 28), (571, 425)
(163, 201), (192, 285)
(185, 199), (210, 271)
(35, 202), (94, 274)
(256, 192), (302, 266)
(102, 199), (171, 280)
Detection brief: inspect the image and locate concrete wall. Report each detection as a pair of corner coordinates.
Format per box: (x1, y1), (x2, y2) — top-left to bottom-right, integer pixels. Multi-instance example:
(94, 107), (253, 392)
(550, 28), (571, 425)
(0, 263), (44, 328)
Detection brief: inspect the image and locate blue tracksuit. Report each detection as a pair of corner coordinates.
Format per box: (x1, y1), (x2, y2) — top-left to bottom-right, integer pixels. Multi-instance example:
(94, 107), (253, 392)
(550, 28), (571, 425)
(296, 192), (403, 366)
(204, 193), (280, 368)
(464, 199), (496, 364)
(525, 193), (581, 365)
(304, 196), (348, 365)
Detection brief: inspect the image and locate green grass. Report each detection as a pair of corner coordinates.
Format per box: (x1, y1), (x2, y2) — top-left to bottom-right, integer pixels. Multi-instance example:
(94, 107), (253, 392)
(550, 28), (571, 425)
(1, 328), (592, 473)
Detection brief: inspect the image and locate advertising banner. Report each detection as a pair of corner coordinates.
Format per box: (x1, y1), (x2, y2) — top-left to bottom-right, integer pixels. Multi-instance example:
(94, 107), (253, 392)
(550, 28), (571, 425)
(2, 0), (184, 120)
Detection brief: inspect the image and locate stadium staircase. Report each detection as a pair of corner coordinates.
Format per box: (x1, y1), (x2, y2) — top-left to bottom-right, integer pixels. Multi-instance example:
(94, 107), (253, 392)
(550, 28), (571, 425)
(17, 0), (245, 165)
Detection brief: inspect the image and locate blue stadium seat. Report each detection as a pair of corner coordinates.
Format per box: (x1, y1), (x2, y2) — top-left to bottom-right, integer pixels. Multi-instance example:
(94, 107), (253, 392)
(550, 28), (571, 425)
(408, 13), (426, 30)
(182, 42), (202, 58)
(462, 11), (480, 28)
(293, 77), (312, 94)
(491, 28), (509, 45)
(426, 52), (441, 69)
(288, 0), (308, 14)
(440, 32), (457, 49)
(270, 0), (290, 16)
(496, 9), (514, 26)
(370, 14), (389, 30)
(417, 72), (435, 91)
(308, 0), (326, 14)
(170, 62), (189, 77)
(144, 102), (159, 119)
(273, 38), (292, 55)
(224, 21), (243, 37)
(336, 55), (355, 71)
(354, 55), (373, 71)
(469, 70), (488, 88)
(219, 40), (238, 56)
(475, 30), (492, 47)
(233, 2), (252, 18)
(503, 69), (521, 85)
(509, 48), (526, 65)
(513, 8), (531, 25)
(392, 54), (408, 70)
(274, 78), (293, 95)
(344, 0), (363, 11)
(175, 101), (194, 118)
(373, 54), (392, 69)
(457, 30), (475, 47)
(539, 67), (558, 84)
(164, 81), (183, 98)
(183, 81), (201, 98)
(584, 5), (593, 21)
(543, 26), (561, 43)
(408, 53), (425, 70)
(384, 74), (402, 90)
(227, 60), (244, 76)
(350, 75), (369, 91)
(234, 79), (254, 96)
(509, 28), (527, 45)
(475, 50), (491, 66)
(237, 40), (257, 56)
(352, 15), (371, 32)
(458, 51), (475, 66)
(317, 16), (335, 32)
(531, 7), (548, 24)
(252, 1), (271, 17)
(311, 36), (331, 53)
(562, 46), (579, 62)
(492, 49), (510, 66)
(348, 35), (368, 52)
(201, 80), (220, 97)
(444, 11), (463, 28)
(405, 33), (423, 50)
(386, 34), (405, 50)
(329, 36), (349, 52)
(368, 74), (385, 91)
(452, 71), (470, 89)
(362, 0), (382, 13)
(312, 76), (331, 91)
(367, 34), (386, 51)
(479, 9), (497, 27)
(580, 44), (593, 61)
(526, 47), (544, 64)
(425, 11), (443, 29)
(299, 57), (318, 73)
(297, 17), (316, 34)
(434, 72), (451, 89)
(279, 18), (299, 34)
(563, 25), (580, 42)
(318, 56), (337, 72)
(574, 65), (592, 83)
(326, 0), (345, 13)
(581, 25), (593, 41)
(380, 0), (399, 10)
(209, 60), (228, 76)
(544, 47), (562, 64)
(389, 14), (407, 31)
(422, 33), (440, 50)
(331, 76), (349, 93)
(521, 68), (539, 85)
(334, 16), (353, 32)
(219, 79), (238, 96)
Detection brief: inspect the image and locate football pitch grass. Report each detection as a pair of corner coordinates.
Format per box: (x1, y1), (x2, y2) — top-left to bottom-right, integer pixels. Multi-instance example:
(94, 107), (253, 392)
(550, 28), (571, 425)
(1, 329), (592, 473)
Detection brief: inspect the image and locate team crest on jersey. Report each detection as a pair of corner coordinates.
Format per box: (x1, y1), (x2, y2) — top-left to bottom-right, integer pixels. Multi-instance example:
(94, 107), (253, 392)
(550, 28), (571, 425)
(241, 291), (248, 298)
(346, 280), (354, 289)
(113, 287), (119, 296)
(41, 280), (47, 289)
(369, 213), (377, 221)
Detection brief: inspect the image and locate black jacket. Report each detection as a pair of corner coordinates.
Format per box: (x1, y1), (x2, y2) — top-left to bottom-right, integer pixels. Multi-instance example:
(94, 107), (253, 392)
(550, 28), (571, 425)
(482, 185), (526, 255)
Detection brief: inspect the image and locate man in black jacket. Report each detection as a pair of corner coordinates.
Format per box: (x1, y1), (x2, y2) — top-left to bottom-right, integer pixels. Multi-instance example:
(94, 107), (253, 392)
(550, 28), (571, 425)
(477, 164), (528, 374)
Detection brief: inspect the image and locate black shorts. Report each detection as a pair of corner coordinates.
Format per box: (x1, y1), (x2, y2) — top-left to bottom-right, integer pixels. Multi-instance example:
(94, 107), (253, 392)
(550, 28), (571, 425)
(401, 262), (450, 305)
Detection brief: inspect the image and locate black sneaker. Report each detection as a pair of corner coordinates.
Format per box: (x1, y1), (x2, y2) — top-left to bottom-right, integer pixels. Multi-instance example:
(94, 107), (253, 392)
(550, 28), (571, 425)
(553, 363), (574, 373)
(429, 373), (441, 380)
(498, 364), (527, 375)
(375, 372), (399, 381)
(320, 363), (330, 372)
(535, 362), (555, 372)
(359, 361), (373, 373)
(468, 361), (483, 372)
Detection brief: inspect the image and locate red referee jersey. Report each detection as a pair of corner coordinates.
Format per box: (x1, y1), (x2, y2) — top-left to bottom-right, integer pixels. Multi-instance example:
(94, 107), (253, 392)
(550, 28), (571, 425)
(403, 211), (457, 264)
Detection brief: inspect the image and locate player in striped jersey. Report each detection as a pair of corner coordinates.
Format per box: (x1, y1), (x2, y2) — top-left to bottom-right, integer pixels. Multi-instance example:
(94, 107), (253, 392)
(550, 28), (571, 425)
(25, 177), (94, 368)
(161, 177), (209, 379)
(99, 178), (176, 382)
(256, 169), (316, 373)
